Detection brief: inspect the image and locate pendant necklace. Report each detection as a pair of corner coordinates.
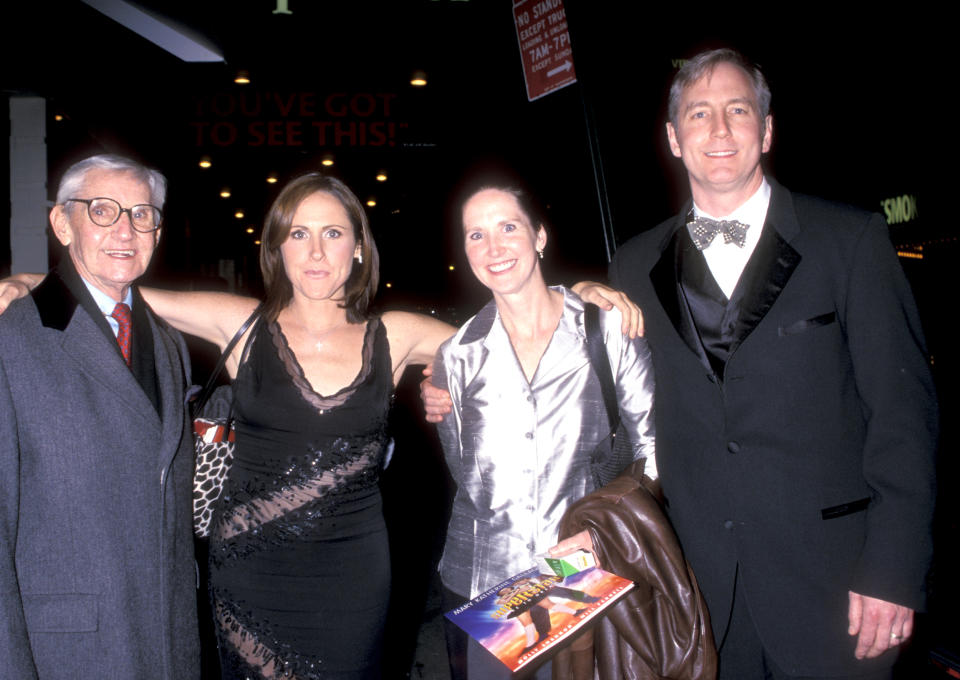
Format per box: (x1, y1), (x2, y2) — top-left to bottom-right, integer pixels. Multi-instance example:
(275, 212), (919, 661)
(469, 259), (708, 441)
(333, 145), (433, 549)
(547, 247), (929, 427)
(308, 321), (346, 352)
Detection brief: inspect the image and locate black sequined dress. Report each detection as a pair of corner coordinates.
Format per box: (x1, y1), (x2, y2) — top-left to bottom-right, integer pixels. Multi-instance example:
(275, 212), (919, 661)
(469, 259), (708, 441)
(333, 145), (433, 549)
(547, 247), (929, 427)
(209, 318), (391, 679)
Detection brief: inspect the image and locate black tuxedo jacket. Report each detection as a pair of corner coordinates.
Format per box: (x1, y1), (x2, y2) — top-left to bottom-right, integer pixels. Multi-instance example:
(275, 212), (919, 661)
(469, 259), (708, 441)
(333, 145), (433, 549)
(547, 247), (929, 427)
(610, 181), (937, 675)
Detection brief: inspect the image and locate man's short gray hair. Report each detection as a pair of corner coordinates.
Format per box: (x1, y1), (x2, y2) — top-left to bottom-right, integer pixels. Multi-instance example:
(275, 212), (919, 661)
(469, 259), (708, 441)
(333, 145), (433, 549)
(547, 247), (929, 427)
(55, 154), (167, 207)
(668, 48), (771, 131)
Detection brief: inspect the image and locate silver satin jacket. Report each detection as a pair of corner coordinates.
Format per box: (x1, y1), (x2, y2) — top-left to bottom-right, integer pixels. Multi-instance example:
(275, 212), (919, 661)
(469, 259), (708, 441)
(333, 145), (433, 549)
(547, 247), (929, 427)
(435, 287), (656, 598)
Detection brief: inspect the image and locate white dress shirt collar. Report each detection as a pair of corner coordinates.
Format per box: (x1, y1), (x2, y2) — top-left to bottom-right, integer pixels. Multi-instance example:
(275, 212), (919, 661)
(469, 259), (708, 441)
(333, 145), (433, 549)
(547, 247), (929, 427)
(690, 178), (772, 299)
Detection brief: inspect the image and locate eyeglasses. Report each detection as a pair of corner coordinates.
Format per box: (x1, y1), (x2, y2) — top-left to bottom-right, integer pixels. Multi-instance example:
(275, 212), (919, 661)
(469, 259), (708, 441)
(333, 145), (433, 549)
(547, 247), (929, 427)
(65, 197), (163, 233)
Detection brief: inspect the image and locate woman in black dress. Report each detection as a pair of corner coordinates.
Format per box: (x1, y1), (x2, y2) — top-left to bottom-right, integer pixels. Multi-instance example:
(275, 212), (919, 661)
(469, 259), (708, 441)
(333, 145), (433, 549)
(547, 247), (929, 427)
(144, 174), (454, 678)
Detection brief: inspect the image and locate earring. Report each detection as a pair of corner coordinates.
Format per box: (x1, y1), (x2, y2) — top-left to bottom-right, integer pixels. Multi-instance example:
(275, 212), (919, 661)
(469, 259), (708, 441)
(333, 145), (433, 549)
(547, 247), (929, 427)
(355, 250), (363, 265)
(537, 248), (544, 260)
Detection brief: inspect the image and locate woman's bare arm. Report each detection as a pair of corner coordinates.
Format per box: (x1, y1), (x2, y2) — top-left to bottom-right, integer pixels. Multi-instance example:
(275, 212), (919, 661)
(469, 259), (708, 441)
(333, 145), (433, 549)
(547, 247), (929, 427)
(380, 310), (456, 386)
(0, 273), (256, 352)
(139, 288), (258, 351)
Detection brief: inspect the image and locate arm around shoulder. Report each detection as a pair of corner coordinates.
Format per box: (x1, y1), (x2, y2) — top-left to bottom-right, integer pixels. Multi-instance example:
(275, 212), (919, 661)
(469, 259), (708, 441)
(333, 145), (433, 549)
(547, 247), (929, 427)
(572, 281), (643, 338)
(380, 310), (455, 383)
(139, 288), (259, 351)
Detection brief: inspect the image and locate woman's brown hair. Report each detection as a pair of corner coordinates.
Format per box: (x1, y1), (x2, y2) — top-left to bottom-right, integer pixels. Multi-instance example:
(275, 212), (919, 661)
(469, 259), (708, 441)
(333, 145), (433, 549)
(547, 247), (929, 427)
(259, 173), (380, 323)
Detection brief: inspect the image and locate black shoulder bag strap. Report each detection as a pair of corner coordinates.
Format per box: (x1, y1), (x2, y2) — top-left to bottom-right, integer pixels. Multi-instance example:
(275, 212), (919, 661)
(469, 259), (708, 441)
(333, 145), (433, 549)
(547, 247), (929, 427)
(192, 303), (263, 416)
(586, 303), (645, 486)
(584, 303), (620, 434)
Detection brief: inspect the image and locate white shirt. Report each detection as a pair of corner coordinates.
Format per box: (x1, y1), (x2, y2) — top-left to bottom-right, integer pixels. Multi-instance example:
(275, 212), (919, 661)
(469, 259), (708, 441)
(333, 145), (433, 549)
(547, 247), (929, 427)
(691, 178), (771, 299)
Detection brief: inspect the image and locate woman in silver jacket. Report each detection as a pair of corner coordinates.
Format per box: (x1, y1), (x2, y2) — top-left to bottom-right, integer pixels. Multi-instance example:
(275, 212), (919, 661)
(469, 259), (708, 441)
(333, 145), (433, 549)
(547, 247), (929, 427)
(434, 178), (657, 679)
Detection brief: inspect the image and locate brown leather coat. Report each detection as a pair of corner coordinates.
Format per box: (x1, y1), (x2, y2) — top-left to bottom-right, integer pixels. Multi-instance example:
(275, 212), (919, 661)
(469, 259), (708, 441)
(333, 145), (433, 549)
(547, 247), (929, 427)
(552, 473), (717, 680)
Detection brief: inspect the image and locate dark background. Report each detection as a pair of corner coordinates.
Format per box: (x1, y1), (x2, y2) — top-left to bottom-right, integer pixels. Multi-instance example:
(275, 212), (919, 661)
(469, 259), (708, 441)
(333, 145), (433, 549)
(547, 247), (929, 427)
(2, 2), (951, 676)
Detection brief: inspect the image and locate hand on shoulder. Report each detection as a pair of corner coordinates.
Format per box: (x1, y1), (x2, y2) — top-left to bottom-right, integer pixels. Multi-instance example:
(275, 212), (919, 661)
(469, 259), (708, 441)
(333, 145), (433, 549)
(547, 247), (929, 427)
(0, 273), (44, 315)
(571, 281), (644, 338)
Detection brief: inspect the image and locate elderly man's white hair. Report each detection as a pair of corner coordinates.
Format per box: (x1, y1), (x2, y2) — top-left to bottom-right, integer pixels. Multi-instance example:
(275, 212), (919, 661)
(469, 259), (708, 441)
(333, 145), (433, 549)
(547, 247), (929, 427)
(55, 154), (167, 208)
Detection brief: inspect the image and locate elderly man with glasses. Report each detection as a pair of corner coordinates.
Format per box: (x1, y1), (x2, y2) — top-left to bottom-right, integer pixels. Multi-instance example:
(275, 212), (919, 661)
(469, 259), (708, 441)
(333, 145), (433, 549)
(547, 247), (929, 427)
(0, 154), (200, 679)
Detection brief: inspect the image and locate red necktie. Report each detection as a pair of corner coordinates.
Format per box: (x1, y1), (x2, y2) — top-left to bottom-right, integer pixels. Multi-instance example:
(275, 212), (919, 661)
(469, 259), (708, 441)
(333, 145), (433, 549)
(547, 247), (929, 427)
(111, 302), (132, 366)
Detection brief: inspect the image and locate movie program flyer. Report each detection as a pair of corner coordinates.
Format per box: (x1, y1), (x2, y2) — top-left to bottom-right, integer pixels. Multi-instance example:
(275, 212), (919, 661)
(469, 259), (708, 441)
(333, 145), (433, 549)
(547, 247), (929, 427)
(445, 565), (633, 672)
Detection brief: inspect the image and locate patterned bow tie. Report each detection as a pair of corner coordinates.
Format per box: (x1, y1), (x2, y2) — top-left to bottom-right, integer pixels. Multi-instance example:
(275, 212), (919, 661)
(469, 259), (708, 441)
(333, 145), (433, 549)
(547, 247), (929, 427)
(687, 212), (749, 250)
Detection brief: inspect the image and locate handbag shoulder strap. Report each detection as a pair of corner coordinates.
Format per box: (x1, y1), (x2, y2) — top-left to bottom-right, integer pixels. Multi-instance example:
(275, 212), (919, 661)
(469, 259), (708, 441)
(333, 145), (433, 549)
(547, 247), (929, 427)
(194, 303), (263, 413)
(584, 303), (620, 434)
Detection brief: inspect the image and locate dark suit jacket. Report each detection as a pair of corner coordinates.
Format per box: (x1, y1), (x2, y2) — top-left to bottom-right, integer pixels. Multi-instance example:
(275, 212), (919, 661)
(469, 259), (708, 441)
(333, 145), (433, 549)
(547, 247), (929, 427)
(609, 181), (937, 676)
(0, 263), (200, 679)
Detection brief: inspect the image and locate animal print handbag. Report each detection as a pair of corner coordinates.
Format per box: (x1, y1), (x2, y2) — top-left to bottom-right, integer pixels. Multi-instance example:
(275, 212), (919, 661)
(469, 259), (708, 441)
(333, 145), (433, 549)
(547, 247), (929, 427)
(192, 392), (237, 538)
(191, 305), (261, 538)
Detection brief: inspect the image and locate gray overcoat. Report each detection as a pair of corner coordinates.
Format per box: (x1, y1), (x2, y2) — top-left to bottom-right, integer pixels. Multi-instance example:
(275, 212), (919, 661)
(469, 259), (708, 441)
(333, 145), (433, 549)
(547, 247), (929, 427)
(0, 265), (200, 679)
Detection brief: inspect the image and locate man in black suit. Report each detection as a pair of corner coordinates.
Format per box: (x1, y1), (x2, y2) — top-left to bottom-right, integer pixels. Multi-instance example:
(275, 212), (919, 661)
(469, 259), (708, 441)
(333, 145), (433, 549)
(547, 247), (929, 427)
(608, 48), (937, 678)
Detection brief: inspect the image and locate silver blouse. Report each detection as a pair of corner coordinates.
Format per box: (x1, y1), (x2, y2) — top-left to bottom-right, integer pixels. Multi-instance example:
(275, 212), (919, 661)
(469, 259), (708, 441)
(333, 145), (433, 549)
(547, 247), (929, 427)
(435, 287), (656, 598)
